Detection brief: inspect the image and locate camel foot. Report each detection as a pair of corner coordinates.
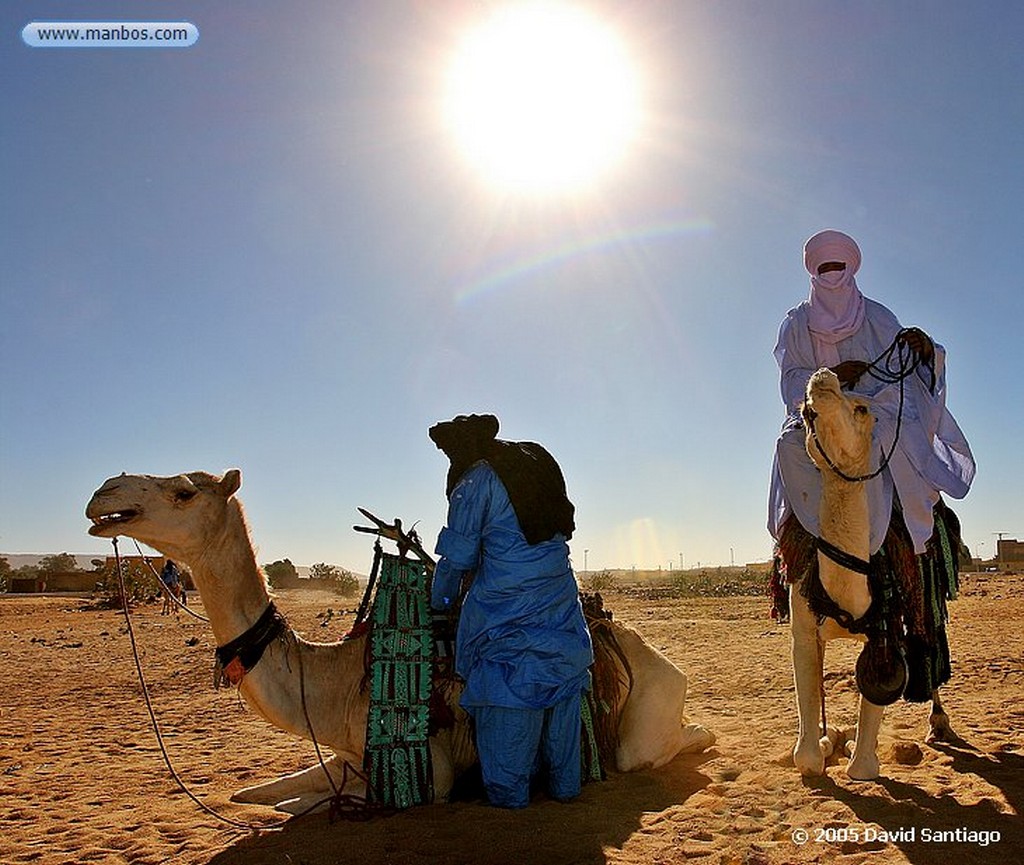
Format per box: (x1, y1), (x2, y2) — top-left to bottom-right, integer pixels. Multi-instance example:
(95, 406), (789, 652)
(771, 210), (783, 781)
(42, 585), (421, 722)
(926, 711), (954, 744)
(819, 728), (844, 760)
(793, 740), (825, 777)
(828, 726), (857, 759)
(679, 723), (716, 753)
(231, 758), (346, 810)
(845, 747), (880, 781)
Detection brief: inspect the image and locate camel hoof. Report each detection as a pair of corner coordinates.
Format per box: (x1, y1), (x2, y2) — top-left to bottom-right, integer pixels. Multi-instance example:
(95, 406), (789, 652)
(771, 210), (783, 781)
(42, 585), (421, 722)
(926, 712), (954, 743)
(231, 787), (278, 806)
(845, 752), (880, 781)
(679, 723), (716, 753)
(794, 743), (825, 777)
(819, 726), (848, 760)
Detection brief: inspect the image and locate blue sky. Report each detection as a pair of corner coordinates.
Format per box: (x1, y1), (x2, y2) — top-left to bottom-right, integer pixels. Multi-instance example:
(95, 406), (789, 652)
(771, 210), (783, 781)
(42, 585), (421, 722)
(2, 1), (1021, 572)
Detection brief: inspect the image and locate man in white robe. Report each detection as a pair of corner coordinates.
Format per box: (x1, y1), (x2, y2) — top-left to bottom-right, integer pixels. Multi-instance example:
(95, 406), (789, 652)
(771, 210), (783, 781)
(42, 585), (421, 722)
(768, 229), (975, 557)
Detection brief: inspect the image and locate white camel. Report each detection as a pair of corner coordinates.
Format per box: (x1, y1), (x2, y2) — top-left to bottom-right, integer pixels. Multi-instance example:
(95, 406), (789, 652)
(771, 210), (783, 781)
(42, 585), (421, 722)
(792, 369), (951, 780)
(86, 469), (714, 813)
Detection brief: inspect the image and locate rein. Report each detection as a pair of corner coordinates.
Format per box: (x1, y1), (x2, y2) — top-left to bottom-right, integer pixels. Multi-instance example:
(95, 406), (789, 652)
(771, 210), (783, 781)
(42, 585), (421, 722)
(805, 328), (932, 484)
(110, 537), (292, 830)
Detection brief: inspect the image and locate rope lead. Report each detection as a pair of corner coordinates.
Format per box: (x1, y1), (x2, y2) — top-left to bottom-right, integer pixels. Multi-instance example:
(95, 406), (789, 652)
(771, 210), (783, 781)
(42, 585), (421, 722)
(809, 328), (929, 483)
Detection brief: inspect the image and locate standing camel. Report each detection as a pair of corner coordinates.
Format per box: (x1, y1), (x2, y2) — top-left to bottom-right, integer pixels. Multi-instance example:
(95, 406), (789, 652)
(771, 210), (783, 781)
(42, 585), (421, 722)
(86, 469), (714, 813)
(789, 369), (953, 780)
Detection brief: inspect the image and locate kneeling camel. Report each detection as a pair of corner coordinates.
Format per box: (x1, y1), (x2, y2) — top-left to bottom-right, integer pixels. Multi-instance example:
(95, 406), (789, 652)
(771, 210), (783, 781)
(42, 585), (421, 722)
(87, 469), (714, 812)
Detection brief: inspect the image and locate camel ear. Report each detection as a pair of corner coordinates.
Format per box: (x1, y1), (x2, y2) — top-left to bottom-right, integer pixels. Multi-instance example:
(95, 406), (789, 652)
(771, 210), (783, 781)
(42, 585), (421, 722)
(220, 469), (242, 497)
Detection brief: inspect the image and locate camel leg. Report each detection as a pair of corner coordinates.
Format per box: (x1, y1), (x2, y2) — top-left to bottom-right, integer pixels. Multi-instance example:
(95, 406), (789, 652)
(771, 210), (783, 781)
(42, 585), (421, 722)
(926, 688), (953, 743)
(790, 593), (826, 776)
(845, 697), (884, 780)
(232, 753), (362, 813)
(615, 662), (713, 772)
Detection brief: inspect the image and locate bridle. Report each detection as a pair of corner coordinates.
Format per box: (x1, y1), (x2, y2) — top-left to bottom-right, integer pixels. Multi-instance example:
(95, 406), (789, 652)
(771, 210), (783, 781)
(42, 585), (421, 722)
(803, 328), (933, 484)
(803, 401), (889, 484)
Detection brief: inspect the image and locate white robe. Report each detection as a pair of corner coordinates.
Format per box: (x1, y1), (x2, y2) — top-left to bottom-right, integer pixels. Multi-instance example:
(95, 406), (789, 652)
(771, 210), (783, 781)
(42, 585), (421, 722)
(768, 298), (975, 554)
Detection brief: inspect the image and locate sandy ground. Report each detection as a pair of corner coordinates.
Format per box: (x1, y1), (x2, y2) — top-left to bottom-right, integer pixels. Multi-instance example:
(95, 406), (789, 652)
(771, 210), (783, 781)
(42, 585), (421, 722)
(1, 574), (1020, 865)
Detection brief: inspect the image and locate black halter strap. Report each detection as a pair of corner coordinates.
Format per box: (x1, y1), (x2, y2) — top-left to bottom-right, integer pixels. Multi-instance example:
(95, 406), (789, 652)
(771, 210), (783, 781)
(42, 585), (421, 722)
(815, 536), (871, 576)
(214, 601), (287, 684)
(807, 538), (880, 636)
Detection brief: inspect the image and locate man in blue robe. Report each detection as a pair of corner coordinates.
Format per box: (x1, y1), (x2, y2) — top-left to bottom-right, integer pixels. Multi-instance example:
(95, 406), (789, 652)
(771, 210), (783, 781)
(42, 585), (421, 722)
(429, 414), (593, 808)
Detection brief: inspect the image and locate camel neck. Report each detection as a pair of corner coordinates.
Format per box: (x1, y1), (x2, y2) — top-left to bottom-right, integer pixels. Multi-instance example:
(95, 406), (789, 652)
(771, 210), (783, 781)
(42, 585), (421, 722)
(192, 501), (272, 646)
(817, 475), (871, 619)
(818, 475), (870, 559)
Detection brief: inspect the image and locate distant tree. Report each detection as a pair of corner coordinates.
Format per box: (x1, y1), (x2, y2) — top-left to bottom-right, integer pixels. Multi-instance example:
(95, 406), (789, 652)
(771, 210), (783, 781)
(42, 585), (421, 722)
(264, 559), (299, 588)
(309, 562), (359, 597)
(0, 556), (10, 592)
(95, 558), (149, 608)
(38, 553), (80, 575)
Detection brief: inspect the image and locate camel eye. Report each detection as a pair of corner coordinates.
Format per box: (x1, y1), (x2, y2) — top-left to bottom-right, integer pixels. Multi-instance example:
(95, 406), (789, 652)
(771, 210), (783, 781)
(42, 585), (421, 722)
(174, 489), (197, 503)
(854, 405), (869, 416)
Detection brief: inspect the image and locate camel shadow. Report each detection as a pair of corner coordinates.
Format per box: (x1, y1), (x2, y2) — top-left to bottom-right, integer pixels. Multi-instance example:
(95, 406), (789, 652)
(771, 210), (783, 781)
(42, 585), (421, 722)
(207, 751), (715, 865)
(807, 740), (1022, 865)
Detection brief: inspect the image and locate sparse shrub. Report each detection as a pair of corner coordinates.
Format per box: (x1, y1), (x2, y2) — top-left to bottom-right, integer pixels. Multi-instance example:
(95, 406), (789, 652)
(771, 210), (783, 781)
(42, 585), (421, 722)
(586, 569), (617, 593)
(310, 563), (360, 597)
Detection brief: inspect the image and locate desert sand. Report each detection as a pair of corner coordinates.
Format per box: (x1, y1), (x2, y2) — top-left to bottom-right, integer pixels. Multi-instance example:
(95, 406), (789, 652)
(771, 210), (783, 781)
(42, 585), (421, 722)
(1, 573), (1020, 865)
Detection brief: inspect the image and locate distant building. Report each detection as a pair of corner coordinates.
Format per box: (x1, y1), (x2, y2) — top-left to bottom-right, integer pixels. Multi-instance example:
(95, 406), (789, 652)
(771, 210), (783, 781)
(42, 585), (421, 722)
(996, 538), (1024, 567)
(9, 570), (98, 593)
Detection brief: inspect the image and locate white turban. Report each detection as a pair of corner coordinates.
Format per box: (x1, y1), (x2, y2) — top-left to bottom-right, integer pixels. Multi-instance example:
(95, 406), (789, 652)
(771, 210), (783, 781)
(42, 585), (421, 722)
(804, 229), (862, 276)
(803, 229), (865, 366)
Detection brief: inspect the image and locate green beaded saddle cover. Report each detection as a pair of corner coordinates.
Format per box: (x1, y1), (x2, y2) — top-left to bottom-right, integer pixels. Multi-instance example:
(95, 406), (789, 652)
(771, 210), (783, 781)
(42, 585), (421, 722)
(363, 550), (434, 808)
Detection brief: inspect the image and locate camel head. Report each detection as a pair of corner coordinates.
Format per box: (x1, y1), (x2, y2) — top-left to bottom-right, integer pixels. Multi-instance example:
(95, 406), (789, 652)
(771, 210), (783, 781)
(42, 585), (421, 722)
(801, 369), (875, 479)
(86, 469), (243, 565)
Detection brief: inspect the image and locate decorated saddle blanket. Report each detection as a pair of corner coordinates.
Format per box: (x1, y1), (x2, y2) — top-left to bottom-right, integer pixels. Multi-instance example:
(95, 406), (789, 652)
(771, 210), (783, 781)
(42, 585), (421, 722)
(363, 551), (434, 809)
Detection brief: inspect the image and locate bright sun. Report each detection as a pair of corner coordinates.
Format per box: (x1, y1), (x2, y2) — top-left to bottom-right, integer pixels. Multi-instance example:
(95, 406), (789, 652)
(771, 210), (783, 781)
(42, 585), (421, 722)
(443, 3), (641, 194)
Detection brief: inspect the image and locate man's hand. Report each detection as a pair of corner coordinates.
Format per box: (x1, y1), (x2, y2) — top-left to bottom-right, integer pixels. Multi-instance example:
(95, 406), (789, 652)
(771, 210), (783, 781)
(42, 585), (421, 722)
(898, 327), (934, 364)
(832, 360), (870, 387)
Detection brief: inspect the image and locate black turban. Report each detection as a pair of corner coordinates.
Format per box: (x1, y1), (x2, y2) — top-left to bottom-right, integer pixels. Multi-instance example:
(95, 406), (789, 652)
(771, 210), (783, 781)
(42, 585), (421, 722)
(429, 414), (575, 545)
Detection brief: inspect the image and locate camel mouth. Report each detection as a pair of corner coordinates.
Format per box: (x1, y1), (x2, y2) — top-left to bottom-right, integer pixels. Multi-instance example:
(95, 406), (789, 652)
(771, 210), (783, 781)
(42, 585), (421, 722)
(808, 370), (842, 398)
(88, 510), (140, 535)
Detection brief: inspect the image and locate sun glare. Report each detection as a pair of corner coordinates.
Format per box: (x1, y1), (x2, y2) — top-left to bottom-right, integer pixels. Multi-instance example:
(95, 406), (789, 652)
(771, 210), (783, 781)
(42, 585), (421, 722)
(443, 3), (641, 194)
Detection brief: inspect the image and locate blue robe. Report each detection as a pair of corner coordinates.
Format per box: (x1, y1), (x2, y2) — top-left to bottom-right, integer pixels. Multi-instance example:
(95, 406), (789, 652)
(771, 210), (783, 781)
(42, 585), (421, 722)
(431, 461), (593, 709)
(431, 461), (593, 807)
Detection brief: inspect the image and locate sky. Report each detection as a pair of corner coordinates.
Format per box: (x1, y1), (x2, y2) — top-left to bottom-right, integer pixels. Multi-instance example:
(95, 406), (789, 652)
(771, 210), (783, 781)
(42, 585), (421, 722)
(2, 1), (1021, 574)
